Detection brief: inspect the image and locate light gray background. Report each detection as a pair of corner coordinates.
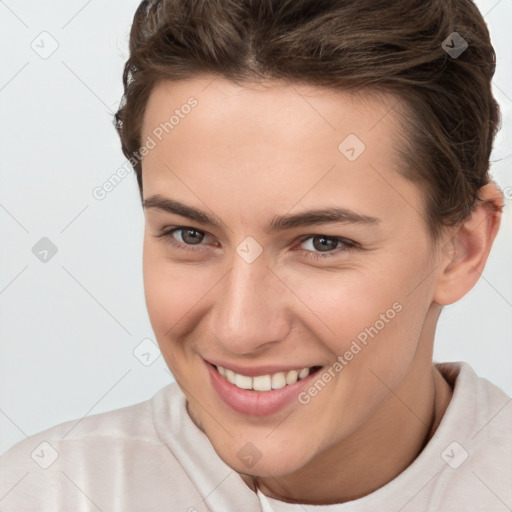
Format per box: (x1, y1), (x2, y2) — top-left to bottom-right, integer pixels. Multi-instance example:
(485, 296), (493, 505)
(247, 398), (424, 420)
(1, 0), (511, 456)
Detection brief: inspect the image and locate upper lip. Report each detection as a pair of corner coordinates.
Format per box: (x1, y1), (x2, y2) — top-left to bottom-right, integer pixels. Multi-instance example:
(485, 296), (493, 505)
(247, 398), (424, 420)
(204, 358), (321, 377)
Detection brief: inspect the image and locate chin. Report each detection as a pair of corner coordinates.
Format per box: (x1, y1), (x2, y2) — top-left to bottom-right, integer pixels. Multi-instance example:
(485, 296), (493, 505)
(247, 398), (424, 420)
(216, 440), (315, 478)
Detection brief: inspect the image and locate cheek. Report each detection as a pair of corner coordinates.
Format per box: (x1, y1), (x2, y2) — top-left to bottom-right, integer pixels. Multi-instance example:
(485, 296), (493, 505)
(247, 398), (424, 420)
(283, 264), (406, 345)
(142, 253), (208, 380)
(286, 274), (424, 436)
(142, 241), (198, 336)
(284, 257), (428, 381)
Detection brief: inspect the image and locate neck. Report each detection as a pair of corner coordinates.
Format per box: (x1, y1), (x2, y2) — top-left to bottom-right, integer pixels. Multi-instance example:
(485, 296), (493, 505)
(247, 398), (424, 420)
(245, 363), (453, 505)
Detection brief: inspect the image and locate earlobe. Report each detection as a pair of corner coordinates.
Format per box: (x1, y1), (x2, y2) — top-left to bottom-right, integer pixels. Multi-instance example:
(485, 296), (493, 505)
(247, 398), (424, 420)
(434, 182), (504, 306)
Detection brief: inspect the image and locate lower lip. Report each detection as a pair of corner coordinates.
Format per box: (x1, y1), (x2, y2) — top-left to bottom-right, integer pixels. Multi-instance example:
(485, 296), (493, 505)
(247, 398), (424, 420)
(205, 361), (320, 417)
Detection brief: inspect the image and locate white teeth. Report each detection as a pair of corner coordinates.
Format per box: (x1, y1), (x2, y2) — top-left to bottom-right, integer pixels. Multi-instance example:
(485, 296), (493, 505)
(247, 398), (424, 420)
(225, 368), (236, 384)
(215, 365), (314, 391)
(298, 367), (310, 379)
(253, 375), (272, 391)
(271, 372), (287, 389)
(235, 373), (253, 390)
(285, 369), (298, 385)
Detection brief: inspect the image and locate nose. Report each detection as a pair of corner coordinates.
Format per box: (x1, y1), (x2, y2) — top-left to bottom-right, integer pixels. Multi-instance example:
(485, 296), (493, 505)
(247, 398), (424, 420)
(210, 250), (291, 356)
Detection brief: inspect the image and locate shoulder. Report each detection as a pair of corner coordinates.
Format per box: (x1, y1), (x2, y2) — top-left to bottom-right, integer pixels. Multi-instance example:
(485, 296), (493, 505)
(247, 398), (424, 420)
(0, 382), (208, 511)
(436, 360), (511, 436)
(2, 384), (164, 461)
(428, 361), (512, 510)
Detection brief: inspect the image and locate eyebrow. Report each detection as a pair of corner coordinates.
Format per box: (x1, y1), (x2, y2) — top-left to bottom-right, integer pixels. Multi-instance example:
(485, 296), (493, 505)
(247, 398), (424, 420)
(143, 194), (380, 233)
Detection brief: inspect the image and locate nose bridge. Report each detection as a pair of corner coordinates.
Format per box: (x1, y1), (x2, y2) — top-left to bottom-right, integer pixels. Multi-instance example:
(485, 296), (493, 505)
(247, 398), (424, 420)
(212, 248), (289, 353)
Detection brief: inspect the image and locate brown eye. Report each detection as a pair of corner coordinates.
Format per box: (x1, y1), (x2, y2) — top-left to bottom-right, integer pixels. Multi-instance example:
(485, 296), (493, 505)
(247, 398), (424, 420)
(173, 228), (205, 245)
(296, 235), (358, 262)
(155, 226), (214, 255)
(310, 235), (340, 252)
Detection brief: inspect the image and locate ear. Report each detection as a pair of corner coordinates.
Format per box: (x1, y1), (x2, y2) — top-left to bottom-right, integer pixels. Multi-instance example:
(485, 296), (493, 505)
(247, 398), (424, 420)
(434, 182), (504, 306)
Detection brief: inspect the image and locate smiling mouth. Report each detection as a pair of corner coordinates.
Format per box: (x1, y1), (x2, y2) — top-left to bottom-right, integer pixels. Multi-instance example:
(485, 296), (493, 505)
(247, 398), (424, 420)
(213, 364), (323, 392)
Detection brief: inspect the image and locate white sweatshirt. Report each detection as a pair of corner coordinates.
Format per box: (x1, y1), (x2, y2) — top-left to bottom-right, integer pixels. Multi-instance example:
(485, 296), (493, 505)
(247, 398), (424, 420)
(0, 361), (510, 511)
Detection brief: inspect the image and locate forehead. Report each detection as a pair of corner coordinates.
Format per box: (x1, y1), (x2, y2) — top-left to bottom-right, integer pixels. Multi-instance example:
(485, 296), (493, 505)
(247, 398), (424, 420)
(140, 76), (424, 233)
(142, 76), (404, 144)
(141, 76), (406, 176)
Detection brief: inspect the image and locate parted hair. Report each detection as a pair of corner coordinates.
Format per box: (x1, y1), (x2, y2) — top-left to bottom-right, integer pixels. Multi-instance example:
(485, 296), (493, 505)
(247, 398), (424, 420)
(114, 0), (501, 239)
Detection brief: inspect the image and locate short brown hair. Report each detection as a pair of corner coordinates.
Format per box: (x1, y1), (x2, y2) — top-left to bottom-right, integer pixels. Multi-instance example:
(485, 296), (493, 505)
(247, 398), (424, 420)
(114, 0), (501, 240)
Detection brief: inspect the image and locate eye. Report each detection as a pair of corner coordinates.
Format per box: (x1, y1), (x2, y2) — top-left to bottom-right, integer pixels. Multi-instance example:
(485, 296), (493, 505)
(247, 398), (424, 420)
(155, 226), (359, 261)
(155, 226), (214, 254)
(294, 234), (358, 261)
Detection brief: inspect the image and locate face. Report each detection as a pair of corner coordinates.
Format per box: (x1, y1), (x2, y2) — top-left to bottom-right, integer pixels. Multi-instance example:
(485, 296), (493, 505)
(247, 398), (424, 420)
(140, 76), (443, 477)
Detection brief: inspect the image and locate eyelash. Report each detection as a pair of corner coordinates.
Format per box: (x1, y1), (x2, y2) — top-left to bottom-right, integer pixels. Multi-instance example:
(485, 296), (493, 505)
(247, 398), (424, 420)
(155, 226), (359, 261)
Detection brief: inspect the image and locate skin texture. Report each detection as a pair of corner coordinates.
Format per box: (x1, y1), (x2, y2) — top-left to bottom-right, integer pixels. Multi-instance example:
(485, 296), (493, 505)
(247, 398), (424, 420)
(140, 76), (502, 505)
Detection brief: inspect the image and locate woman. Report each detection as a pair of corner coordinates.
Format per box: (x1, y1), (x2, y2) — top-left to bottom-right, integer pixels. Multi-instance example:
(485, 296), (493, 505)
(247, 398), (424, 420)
(1, 0), (510, 510)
